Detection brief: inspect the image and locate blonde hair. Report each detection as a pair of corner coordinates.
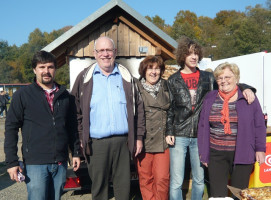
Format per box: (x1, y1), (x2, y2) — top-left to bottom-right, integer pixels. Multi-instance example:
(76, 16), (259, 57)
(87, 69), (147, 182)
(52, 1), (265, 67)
(214, 62), (240, 83)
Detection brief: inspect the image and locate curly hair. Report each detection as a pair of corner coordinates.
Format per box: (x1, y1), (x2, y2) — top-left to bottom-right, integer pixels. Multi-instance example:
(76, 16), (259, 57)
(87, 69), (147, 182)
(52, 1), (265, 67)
(138, 56), (165, 80)
(176, 36), (203, 69)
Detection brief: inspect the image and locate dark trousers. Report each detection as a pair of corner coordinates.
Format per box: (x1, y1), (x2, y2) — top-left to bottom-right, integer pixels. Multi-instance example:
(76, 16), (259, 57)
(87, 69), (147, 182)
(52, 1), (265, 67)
(87, 135), (130, 200)
(0, 106), (7, 116)
(208, 148), (253, 197)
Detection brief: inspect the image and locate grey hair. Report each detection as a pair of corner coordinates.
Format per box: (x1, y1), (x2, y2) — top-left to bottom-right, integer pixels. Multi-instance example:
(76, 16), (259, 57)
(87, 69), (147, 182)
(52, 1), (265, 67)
(214, 62), (240, 83)
(94, 36), (115, 50)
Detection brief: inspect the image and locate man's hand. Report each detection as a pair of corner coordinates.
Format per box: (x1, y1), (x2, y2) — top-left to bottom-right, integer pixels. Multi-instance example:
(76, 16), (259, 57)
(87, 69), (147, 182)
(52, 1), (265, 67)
(242, 89), (255, 104)
(134, 139), (143, 157)
(166, 135), (175, 146)
(72, 157), (81, 171)
(7, 166), (22, 182)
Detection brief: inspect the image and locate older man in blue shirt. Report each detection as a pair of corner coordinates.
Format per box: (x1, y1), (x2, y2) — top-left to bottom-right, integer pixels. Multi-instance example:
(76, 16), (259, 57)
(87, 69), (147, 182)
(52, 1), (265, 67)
(71, 36), (145, 200)
(90, 64), (128, 138)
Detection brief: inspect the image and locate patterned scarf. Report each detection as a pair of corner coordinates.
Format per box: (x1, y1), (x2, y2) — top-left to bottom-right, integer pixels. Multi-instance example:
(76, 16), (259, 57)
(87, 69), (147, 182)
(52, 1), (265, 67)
(140, 78), (161, 99)
(219, 85), (238, 134)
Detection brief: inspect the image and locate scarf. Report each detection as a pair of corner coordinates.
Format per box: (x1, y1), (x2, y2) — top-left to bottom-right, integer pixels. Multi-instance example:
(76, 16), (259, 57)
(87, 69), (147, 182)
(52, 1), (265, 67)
(219, 85), (238, 134)
(140, 78), (161, 99)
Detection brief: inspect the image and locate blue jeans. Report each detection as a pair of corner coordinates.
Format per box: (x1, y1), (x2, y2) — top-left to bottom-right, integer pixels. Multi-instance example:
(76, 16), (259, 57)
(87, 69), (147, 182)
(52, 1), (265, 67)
(169, 137), (204, 200)
(25, 162), (67, 200)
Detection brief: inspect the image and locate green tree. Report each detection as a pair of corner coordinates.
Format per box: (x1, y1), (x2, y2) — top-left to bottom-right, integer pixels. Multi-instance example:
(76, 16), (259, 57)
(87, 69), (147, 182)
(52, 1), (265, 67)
(145, 15), (172, 35)
(55, 64), (70, 88)
(245, 5), (271, 52)
(171, 10), (198, 40)
(0, 60), (14, 83)
(0, 40), (9, 60)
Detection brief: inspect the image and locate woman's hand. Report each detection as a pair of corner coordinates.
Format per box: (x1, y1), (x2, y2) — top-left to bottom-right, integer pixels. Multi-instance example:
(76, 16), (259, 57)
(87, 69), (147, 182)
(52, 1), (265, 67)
(202, 162), (208, 167)
(134, 139), (143, 157)
(166, 135), (175, 145)
(256, 151), (265, 165)
(242, 89), (255, 104)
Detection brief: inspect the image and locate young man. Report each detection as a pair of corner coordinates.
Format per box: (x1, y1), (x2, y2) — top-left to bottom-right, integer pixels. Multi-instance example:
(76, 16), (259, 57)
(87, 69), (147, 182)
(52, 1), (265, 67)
(165, 36), (255, 200)
(4, 50), (81, 200)
(71, 36), (145, 200)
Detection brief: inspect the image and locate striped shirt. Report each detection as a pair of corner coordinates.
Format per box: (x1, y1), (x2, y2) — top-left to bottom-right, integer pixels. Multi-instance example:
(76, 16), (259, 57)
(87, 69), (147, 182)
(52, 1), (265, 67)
(209, 94), (238, 151)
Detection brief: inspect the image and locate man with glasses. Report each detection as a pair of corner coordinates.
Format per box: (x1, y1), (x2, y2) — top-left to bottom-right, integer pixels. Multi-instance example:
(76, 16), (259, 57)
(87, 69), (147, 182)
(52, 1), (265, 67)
(71, 36), (145, 200)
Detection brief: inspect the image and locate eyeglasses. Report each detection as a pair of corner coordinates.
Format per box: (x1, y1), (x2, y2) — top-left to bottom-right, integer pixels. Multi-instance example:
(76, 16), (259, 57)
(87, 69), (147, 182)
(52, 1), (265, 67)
(146, 67), (161, 72)
(95, 48), (115, 54)
(216, 76), (233, 82)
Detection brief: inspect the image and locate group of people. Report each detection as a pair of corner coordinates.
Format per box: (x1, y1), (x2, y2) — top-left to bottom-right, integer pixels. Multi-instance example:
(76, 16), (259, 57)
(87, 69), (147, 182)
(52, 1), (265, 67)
(4, 35), (266, 200)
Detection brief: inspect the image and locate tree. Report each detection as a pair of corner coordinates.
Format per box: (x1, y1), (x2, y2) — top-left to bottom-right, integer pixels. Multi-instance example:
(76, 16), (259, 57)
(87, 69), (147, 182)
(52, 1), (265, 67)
(0, 60), (14, 83)
(0, 40), (9, 60)
(145, 15), (172, 35)
(55, 64), (70, 88)
(245, 5), (271, 52)
(214, 10), (245, 27)
(171, 10), (198, 40)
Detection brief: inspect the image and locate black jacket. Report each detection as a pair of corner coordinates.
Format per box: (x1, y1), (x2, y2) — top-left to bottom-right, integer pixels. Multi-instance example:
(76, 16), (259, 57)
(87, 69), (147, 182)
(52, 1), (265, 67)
(166, 69), (217, 138)
(166, 69), (255, 138)
(0, 94), (9, 107)
(4, 81), (80, 168)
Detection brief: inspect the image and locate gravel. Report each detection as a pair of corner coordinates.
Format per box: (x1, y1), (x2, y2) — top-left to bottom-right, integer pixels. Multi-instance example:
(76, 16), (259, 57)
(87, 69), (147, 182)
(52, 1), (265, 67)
(0, 118), (142, 200)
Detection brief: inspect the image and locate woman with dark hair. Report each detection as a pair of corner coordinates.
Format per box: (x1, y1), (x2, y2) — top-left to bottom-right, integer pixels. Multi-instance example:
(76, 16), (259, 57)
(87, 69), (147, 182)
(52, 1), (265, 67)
(136, 55), (170, 200)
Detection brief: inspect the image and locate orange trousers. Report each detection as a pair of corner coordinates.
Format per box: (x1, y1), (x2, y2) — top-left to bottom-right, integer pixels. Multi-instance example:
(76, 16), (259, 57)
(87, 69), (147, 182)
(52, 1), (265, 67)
(136, 148), (170, 200)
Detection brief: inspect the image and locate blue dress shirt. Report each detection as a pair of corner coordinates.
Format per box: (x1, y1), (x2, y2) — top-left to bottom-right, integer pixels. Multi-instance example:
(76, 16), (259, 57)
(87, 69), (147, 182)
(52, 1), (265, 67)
(89, 64), (128, 138)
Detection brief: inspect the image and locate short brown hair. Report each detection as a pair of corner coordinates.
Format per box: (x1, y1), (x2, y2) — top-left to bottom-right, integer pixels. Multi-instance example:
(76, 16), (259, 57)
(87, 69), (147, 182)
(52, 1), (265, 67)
(176, 36), (203, 69)
(32, 50), (57, 69)
(138, 56), (165, 80)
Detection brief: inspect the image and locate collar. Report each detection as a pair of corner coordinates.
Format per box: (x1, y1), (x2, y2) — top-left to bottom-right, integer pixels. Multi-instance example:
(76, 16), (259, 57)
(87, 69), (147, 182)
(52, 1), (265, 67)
(93, 63), (119, 75)
(35, 79), (57, 91)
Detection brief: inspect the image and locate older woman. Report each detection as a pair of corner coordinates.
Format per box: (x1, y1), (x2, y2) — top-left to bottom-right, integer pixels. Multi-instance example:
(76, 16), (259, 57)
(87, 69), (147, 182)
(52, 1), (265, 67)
(135, 55), (170, 200)
(197, 62), (266, 198)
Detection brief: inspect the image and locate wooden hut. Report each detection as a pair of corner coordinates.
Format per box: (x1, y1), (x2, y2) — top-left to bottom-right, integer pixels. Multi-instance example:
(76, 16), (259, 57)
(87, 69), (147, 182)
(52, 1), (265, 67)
(43, 0), (178, 89)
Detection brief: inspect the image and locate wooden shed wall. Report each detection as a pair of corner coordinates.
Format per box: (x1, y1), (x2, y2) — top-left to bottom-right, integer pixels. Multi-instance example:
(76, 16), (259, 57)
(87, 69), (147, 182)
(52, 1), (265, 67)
(68, 21), (157, 58)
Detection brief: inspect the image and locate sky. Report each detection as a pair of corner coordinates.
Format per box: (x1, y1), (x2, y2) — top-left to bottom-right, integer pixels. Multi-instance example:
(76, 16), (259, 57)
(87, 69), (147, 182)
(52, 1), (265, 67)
(0, 0), (267, 47)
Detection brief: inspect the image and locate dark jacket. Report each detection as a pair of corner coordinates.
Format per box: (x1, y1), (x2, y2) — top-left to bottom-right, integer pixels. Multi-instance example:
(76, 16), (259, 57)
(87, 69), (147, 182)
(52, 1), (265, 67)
(4, 81), (81, 168)
(137, 79), (170, 153)
(0, 93), (9, 107)
(197, 89), (266, 164)
(166, 69), (217, 138)
(71, 63), (145, 159)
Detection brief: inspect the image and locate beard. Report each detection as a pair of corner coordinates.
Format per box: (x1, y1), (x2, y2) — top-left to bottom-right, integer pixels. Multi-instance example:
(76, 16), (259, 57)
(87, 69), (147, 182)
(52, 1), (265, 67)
(41, 74), (54, 85)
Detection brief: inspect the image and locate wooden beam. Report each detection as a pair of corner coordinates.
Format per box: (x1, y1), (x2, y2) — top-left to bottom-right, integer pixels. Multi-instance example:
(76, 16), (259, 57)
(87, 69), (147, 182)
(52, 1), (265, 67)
(118, 16), (176, 59)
